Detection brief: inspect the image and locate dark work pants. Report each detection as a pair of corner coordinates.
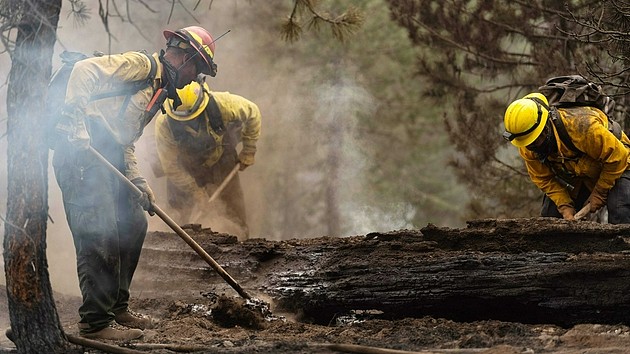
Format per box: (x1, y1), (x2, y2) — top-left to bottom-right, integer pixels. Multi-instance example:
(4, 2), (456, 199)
(53, 140), (147, 333)
(541, 170), (630, 224)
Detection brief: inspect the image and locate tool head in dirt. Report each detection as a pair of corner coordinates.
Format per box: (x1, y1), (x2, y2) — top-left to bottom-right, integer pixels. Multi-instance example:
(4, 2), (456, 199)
(204, 293), (282, 329)
(244, 297), (275, 320)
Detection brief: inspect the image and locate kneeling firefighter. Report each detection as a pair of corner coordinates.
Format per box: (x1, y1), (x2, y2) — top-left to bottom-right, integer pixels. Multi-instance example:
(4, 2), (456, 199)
(502, 93), (630, 223)
(154, 78), (261, 238)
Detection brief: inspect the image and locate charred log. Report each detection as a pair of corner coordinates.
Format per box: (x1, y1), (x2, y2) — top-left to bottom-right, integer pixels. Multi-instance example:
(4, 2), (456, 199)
(135, 218), (630, 328)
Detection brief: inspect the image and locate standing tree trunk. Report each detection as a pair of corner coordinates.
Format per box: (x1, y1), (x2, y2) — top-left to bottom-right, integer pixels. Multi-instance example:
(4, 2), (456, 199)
(2, 1), (75, 352)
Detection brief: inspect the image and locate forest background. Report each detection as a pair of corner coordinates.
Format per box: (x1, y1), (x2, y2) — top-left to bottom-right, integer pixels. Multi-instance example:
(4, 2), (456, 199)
(1, 0), (629, 297)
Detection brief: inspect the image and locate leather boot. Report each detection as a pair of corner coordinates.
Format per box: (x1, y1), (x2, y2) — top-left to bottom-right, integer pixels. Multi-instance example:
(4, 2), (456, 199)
(115, 309), (156, 329)
(79, 323), (143, 341)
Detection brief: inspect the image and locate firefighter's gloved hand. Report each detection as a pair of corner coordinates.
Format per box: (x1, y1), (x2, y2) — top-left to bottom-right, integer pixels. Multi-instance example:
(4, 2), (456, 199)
(587, 186), (608, 212)
(558, 204), (576, 221)
(67, 117), (91, 150)
(131, 178), (156, 216)
(238, 148), (255, 171)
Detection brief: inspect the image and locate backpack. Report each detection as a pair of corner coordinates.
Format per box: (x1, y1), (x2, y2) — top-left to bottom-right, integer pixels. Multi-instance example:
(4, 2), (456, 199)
(45, 50), (157, 149)
(537, 75), (623, 154)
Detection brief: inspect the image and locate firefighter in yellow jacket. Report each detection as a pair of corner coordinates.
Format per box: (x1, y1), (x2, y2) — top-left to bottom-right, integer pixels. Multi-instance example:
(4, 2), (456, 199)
(503, 93), (630, 223)
(52, 26), (218, 341)
(154, 79), (261, 238)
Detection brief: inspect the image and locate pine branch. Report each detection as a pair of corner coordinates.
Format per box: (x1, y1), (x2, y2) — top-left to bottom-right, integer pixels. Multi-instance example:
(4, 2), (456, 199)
(281, 0), (364, 42)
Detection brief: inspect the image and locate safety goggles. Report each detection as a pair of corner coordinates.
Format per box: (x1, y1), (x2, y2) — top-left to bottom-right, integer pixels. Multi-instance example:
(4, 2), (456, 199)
(167, 37), (193, 51)
(503, 97), (547, 142)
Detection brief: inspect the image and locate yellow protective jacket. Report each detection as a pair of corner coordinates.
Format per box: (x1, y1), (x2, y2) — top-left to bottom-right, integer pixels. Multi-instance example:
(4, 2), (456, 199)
(519, 106), (630, 208)
(154, 91), (261, 192)
(63, 51), (162, 181)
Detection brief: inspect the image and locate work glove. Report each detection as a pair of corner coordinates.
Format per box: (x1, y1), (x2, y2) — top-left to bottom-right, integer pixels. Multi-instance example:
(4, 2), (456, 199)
(131, 177), (156, 216)
(238, 144), (256, 171)
(586, 186), (608, 213)
(66, 116), (91, 150)
(557, 204), (576, 221)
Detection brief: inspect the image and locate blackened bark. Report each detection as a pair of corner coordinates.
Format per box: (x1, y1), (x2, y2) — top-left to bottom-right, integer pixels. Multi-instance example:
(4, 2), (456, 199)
(136, 219), (630, 328)
(2, 1), (76, 353)
(265, 219), (630, 327)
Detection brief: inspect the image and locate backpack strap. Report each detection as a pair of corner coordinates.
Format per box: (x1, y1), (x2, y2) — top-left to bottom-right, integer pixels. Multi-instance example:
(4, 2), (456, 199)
(549, 107), (583, 156)
(206, 94), (225, 135)
(89, 82), (149, 101)
(89, 51), (157, 101)
(143, 52), (158, 81)
(91, 51), (159, 121)
(544, 107), (582, 191)
(540, 158), (576, 191)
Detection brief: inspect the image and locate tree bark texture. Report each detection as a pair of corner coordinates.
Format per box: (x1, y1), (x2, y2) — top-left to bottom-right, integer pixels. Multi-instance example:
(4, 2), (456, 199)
(136, 218), (630, 328)
(266, 219), (630, 326)
(2, 1), (73, 353)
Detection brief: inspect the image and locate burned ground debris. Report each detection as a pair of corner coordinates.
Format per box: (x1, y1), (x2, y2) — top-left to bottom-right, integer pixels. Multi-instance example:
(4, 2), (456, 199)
(134, 219), (630, 328)
(5, 217), (630, 353)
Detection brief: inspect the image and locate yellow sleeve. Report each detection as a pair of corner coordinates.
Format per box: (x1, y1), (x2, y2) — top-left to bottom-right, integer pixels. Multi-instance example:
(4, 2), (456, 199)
(123, 144), (142, 181)
(212, 92), (261, 153)
(520, 148), (574, 208)
(64, 52), (153, 117)
(562, 107), (630, 192)
(154, 114), (198, 192)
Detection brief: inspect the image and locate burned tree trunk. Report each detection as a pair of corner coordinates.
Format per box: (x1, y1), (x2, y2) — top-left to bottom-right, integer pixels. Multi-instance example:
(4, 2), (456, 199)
(137, 218), (630, 328)
(2, 1), (75, 353)
(262, 218), (630, 326)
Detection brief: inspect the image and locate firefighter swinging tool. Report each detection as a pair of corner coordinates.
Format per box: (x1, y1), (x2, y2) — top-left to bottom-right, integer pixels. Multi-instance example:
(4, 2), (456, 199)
(87, 146), (252, 300)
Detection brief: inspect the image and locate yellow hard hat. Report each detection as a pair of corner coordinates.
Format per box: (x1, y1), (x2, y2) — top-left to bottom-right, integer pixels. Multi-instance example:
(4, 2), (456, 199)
(164, 81), (209, 121)
(503, 93), (549, 147)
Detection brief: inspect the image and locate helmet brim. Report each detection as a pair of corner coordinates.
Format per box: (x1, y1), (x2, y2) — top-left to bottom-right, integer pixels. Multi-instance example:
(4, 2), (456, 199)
(163, 29), (183, 42)
(164, 83), (210, 121)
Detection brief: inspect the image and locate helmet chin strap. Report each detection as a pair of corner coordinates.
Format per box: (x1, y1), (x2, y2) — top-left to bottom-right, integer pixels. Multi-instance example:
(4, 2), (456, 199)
(159, 50), (183, 109)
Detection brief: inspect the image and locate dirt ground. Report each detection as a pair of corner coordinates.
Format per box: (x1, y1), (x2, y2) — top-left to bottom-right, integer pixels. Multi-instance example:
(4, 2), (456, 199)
(3, 219), (630, 353)
(8, 289), (630, 354)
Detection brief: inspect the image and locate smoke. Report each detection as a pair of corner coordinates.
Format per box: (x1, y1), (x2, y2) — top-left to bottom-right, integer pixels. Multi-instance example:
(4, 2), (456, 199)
(0, 3), (239, 295)
(0, 1), (425, 296)
(312, 73), (416, 236)
(0, 2), (297, 294)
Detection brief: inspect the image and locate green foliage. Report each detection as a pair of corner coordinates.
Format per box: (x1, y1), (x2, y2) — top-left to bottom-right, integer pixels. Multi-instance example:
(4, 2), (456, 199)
(280, 0), (364, 42)
(386, 0), (630, 218)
